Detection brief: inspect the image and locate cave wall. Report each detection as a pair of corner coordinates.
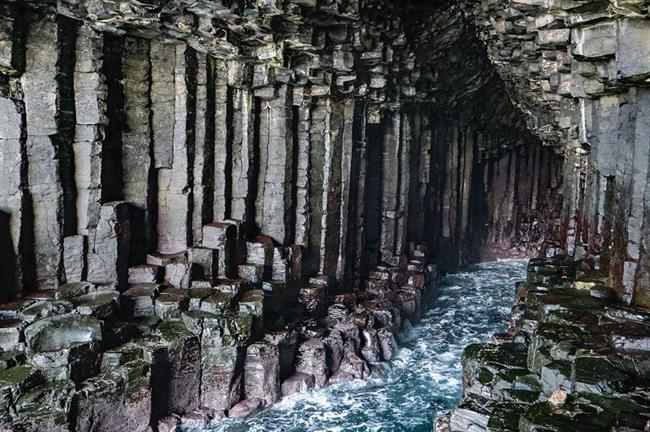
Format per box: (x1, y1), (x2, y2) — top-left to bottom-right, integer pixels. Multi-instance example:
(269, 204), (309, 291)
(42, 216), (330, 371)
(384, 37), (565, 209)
(0, 0), (564, 302)
(473, 0), (650, 307)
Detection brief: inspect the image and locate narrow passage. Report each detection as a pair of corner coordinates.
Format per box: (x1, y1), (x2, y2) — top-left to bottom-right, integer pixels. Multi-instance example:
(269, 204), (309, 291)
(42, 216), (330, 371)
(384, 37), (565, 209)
(193, 260), (527, 432)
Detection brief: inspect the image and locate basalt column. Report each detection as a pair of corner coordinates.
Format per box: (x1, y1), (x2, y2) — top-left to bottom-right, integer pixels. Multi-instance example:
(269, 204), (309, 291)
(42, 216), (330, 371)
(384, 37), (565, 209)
(0, 2), (27, 300)
(0, 1), (597, 429)
(22, 16), (65, 290)
(122, 37), (155, 263)
(153, 42), (195, 255)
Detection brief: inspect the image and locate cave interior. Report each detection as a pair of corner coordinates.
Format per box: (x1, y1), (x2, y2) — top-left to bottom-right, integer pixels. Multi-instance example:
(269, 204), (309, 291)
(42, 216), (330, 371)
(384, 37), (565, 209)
(0, 0), (649, 430)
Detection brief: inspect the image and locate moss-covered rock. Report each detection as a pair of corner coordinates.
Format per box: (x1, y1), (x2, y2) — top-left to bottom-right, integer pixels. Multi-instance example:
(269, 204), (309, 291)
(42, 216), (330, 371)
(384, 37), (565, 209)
(0, 350), (25, 371)
(0, 363), (44, 425)
(196, 291), (235, 315)
(75, 359), (152, 432)
(0, 315), (25, 351)
(20, 300), (74, 323)
(154, 288), (189, 319)
(520, 391), (650, 432)
(450, 396), (528, 431)
(54, 282), (94, 300)
(462, 343), (530, 399)
(526, 323), (597, 371)
(572, 356), (632, 395)
(29, 341), (102, 383)
(11, 379), (76, 432)
(72, 291), (120, 319)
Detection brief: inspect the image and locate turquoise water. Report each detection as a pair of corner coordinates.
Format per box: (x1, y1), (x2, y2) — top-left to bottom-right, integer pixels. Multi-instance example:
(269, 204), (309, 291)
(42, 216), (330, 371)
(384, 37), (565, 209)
(196, 260), (527, 432)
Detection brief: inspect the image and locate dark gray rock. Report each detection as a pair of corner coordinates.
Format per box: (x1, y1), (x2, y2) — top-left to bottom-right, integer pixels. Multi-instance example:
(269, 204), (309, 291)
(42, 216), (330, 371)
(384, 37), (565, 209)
(24, 315), (101, 352)
(228, 397), (262, 419)
(281, 372), (315, 396)
(87, 202), (131, 289)
(244, 342), (281, 405)
(75, 360), (152, 432)
(295, 338), (329, 387)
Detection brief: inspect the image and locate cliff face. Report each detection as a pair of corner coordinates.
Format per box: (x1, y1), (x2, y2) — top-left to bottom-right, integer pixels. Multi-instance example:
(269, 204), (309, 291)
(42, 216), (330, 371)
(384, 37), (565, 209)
(473, 0), (650, 307)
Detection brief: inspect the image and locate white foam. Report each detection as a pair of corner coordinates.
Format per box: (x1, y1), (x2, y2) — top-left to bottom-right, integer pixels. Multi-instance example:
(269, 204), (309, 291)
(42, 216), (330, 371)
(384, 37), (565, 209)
(190, 260), (528, 432)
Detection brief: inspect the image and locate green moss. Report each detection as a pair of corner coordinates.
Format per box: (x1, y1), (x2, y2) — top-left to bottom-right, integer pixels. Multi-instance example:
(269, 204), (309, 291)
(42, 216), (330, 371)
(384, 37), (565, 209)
(573, 356), (631, 394)
(576, 392), (650, 429)
(486, 401), (528, 430)
(478, 367), (494, 385)
(12, 380), (75, 430)
(519, 399), (614, 432)
(0, 350), (25, 371)
(463, 343), (528, 371)
(0, 364), (42, 389)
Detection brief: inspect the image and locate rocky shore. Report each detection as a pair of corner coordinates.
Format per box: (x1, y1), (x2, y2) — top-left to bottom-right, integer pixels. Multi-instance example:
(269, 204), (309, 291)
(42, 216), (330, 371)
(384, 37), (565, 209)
(438, 254), (650, 432)
(0, 203), (437, 432)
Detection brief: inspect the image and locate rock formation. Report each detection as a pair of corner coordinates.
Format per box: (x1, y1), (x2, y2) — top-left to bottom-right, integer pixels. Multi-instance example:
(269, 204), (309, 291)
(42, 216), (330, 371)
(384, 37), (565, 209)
(0, 0), (648, 430)
(438, 256), (650, 431)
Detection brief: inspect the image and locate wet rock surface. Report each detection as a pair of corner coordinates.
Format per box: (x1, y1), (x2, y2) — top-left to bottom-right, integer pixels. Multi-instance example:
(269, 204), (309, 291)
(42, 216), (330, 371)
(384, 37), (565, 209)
(182, 260), (528, 431)
(0, 0), (650, 431)
(439, 255), (650, 432)
(0, 205), (438, 430)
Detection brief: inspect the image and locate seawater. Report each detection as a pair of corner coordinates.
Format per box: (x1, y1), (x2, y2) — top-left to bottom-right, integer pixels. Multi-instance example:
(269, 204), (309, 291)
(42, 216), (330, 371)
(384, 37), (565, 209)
(192, 259), (528, 432)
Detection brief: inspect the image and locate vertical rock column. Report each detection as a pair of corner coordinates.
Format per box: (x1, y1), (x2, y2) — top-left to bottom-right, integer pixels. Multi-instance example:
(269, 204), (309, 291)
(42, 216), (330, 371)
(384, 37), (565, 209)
(349, 100), (368, 281)
(256, 84), (294, 244)
(212, 58), (230, 222)
(192, 54), (211, 246)
(0, 2), (25, 77)
(21, 16), (64, 290)
(305, 97), (329, 275)
(74, 25), (106, 234)
(319, 96), (342, 278)
(293, 89), (311, 248)
(632, 89), (650, 307)
(458, 126), (474, 265)
(229, 60), (255, 224)
(87, 201), (131, 289)
(335, 98), (356, 282)
(363, 107), (384, 270)
(0, 94), (25, 300)
(153, 42), (195, 254)
(122, 37), (154, 263)
(409, 106), (433, 246)
(617, 90), (650, 302)
(0, 5), (27, 299)
(379, 108), (401, 264)
(394, 109), (411, 260)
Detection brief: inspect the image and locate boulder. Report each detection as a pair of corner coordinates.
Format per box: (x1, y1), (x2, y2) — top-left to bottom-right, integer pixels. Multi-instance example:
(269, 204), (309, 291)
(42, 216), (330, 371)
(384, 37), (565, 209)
(244, 342), (281, 405)
(75, 360), (151, 432)
(11, 379), (75, 432)
(24, 315), (101, 352)
(338, 340), (370, 380)
(377, 328), (397, 361)
(20, 300), (73, 323)
(360, 329), (381, 364)
(295, 338), (329, 387)
(128, 265), (161, 284)
(281, 372), (315, 396)
(30, 341), (101, 383)
(72, 291), (120, 318)
(123, 284), (158, 317)
(155, 319), (202, 415)
(323, 330), (345, 373)
(155, 288), (189, 319)
(228, 397), (262, 419)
